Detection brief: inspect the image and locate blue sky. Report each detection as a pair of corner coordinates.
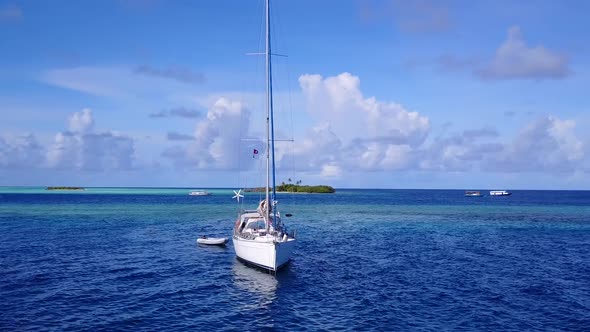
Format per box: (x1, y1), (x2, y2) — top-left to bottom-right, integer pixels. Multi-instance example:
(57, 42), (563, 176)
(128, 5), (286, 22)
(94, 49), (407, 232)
(1, 0), (589, 189)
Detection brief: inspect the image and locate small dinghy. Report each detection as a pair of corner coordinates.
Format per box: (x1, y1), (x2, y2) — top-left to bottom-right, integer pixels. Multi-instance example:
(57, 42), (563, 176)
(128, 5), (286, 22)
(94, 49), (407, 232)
(197, 236), (228, 246)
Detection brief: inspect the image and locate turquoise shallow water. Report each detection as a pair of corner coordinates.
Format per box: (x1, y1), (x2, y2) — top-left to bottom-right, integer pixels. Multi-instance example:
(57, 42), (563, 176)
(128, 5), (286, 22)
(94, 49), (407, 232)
(0, 187), (235, 195)
(1, 188), (589, 330)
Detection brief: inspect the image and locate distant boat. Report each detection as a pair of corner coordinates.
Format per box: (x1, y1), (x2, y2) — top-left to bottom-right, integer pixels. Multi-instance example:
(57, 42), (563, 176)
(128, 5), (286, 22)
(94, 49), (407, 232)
(189, 190), (211, 196)
(490, 190), (511, 196)
(465, 191), (483, 197)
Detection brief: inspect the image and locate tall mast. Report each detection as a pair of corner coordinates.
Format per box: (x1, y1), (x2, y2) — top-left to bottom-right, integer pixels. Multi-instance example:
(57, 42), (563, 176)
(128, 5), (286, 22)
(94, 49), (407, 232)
(265, 0), (277, 231)
(264, 0), (271, 226)
(269, 0), (277, 216)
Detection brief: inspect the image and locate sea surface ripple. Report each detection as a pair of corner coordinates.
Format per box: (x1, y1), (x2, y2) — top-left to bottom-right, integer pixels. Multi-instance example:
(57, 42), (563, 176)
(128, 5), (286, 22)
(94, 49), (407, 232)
(1, 189), (589, 331)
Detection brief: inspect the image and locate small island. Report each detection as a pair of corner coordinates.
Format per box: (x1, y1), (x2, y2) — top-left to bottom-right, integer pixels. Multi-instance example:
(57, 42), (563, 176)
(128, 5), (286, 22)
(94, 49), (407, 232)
(277, 183), (335, 193)
(46, 186), (85, 191)
(246, 179), (335, 193)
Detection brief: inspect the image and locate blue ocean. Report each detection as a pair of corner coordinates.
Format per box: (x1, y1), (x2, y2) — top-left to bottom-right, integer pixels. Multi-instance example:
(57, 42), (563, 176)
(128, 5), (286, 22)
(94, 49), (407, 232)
(1, 188), (589, 331)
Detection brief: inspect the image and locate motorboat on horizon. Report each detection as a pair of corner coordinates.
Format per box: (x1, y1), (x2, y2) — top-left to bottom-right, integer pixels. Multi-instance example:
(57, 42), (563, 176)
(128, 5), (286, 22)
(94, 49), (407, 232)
(490, 190), (511, 196)
(189, 190), (211, 196)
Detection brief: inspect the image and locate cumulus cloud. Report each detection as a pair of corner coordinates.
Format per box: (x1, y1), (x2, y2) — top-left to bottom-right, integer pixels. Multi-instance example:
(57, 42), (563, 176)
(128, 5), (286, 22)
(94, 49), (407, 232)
(162, 97), (263, 170)
(285, 75), (588, 177)
(320, 164), (343, 177)
(488, 116), (585, 172)
(68, 108), (94, 133)
(0, 109), (135, 172)
(134, 65), (205, 84)
(36, 69), (585, 181)
(0, 134), (44, 169)
(342, 139), (416, 171)
(289, 123), (342, 172)
(282, 103), (586, 177)
(293, 72), (430, 175)
(477, 26), (570, 80)
(419, 130), (503, 172)
(413, 117), (586, 174)
(299, 72), (430, 146)
(46, 109), (135, 171)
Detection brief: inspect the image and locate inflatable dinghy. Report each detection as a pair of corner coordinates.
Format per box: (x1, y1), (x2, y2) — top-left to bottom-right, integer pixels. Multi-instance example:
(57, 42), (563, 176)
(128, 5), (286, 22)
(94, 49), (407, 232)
(197, 237), (228, 246)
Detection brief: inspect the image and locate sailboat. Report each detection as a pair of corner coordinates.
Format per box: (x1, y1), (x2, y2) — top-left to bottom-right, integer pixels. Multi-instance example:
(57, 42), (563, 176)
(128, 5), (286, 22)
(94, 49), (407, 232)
(232, 0), (296, 272)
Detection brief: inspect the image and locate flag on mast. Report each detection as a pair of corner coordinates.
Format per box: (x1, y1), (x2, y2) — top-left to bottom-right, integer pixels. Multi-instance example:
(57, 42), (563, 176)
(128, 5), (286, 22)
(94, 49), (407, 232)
(252, 149), (259, 158)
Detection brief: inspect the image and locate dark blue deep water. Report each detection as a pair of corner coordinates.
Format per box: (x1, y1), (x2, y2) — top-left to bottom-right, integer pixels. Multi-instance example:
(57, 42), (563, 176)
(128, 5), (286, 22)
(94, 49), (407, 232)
(1, 188), (589, 331)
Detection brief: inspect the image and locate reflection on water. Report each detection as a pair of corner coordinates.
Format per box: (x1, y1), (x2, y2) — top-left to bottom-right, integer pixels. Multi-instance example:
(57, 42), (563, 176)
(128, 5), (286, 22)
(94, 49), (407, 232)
(232, 260), (278, 310)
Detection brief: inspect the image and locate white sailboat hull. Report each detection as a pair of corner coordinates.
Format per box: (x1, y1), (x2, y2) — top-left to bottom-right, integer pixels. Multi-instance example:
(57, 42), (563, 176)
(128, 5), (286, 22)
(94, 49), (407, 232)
(233, 236), (296, 271)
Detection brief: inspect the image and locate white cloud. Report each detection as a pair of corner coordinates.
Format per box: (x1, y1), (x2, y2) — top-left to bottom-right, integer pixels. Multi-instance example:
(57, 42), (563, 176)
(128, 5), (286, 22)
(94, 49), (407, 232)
(418, 128), (504, 172)
(299, 72), (430, 146)
(288, 123), (342, 172)
(46, 109), (135, 171)
(0, 109), (135, 172)
(26, 67), (590, 186)
(162, 97), (263, 170)
(46, 132), (79, 168)
(294, 72), (588, 178)
(68, 108), (94, 133)
(295, 114), (588, 176)
(293, 72), (430, 176)
(320, 164), (342, 177)
(478, 26), (569, 80)
(488, 116), (586, 172)
(0, 134), (44, 169)
(381, 144), (414, 170)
